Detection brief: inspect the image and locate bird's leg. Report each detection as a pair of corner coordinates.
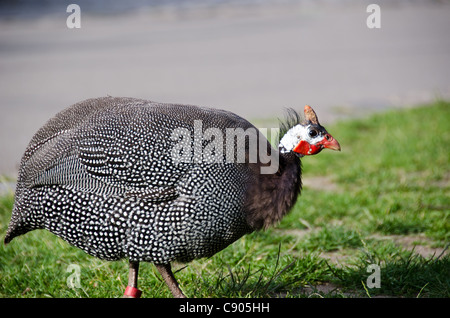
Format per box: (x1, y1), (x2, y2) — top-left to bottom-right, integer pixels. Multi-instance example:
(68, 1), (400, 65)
(155, 263), (186, 298)
(123, 261), (142, 298)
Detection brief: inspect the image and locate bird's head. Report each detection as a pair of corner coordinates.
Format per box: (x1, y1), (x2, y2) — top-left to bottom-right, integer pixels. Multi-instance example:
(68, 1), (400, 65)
(279, 105), (341, 156)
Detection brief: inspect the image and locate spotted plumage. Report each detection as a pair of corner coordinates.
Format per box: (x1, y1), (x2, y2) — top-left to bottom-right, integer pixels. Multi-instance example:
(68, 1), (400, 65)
(4, 97), (340, 297)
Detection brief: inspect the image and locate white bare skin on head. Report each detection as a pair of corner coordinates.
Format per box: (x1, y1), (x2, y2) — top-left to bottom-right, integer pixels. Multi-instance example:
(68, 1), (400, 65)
(279, 124), (323, 154)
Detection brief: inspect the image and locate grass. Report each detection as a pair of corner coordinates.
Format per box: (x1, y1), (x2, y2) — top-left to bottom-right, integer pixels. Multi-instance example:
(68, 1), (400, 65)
(0, 100), (449, 298)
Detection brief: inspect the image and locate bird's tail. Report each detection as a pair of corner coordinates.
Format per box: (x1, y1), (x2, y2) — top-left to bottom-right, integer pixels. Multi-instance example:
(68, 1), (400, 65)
(4, 187), (36, 245)
(4, 204), (26, 245)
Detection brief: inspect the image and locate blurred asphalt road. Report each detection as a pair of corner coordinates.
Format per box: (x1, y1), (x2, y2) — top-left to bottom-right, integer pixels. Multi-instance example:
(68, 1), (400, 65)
(0, 1), (449, 176)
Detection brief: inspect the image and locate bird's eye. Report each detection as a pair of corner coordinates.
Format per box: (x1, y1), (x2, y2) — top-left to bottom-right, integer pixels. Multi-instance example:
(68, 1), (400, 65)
(308, 129), (318, 138)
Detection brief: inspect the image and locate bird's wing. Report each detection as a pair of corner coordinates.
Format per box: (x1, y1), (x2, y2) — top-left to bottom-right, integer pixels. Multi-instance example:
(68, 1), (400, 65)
(18, 97), (262, 201)
(20, 102), (189, 201)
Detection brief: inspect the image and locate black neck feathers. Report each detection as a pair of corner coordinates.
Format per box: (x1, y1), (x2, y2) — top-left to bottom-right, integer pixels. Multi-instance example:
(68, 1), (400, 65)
(243, 152), (302, 230)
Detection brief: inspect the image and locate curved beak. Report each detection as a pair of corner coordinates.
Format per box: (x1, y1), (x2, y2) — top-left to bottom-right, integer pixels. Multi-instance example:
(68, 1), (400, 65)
(322, 133), (341, 151)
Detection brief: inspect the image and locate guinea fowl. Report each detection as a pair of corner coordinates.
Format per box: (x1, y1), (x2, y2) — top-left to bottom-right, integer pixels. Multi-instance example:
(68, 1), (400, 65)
(4, 97), (340, 298)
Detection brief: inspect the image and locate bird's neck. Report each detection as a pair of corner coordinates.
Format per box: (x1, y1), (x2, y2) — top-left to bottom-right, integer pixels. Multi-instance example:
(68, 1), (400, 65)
(243, 151), (302, 230)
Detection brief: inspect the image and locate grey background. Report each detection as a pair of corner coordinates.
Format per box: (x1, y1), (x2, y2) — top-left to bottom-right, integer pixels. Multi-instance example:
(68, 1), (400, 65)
(1, 0), (449, 176)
